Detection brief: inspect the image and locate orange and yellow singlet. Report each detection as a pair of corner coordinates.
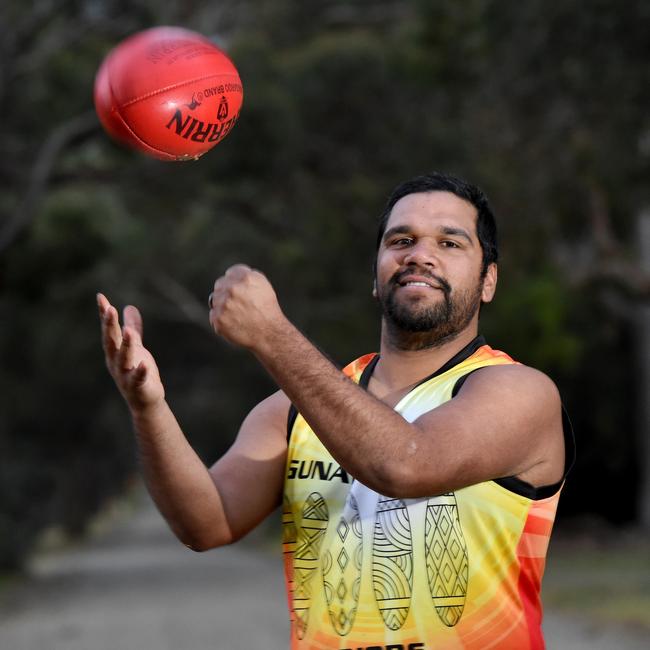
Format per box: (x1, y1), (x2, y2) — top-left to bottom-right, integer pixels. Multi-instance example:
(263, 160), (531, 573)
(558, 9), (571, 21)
(283, 337), (573, 650)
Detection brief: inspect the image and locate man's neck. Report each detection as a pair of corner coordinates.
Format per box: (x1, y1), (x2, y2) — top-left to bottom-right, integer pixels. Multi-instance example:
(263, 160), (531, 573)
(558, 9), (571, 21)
(373, 323), (480, 395)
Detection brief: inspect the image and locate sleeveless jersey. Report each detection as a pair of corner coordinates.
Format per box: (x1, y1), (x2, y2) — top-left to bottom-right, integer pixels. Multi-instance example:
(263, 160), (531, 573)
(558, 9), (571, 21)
(282, 337), (573, 650)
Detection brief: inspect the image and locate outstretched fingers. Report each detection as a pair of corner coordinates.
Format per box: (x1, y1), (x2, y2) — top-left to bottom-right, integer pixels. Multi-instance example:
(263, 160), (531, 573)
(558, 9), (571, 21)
(117, 327), (149, 389)
(133, 361), (148, 385)
(99, 300), (123, 360)
(123, 305), (144, 342)
(118, 326), (136, 371)
(97, 293), (164, 408)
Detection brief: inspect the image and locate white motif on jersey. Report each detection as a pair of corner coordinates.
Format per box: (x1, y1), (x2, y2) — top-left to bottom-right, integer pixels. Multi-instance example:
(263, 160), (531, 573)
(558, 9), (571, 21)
(425, 493), (469, 626)
(372, 496), (414, 630)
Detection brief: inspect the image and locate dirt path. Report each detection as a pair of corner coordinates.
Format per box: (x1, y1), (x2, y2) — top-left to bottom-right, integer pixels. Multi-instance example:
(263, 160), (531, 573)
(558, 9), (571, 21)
(0, 494), (288, 650)
(1, 492), (647, 649)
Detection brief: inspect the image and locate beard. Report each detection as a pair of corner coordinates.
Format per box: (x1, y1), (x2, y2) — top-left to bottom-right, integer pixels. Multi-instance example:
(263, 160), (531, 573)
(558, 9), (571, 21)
(377, 268), (483, 351)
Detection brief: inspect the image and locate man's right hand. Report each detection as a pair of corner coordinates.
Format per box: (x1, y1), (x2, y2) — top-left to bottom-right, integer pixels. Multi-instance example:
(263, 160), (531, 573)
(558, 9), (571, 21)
(97, 293), (165, 411)
(96, 293), (288, 551)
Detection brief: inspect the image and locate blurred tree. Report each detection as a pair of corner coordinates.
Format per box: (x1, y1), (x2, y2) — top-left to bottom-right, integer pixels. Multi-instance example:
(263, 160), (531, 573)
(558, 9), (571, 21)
(1, 0), (649, 570)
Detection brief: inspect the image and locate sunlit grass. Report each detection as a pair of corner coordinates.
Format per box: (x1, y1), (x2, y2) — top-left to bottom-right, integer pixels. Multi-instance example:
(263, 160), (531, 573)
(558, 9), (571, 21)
(543, 534), (650, 629)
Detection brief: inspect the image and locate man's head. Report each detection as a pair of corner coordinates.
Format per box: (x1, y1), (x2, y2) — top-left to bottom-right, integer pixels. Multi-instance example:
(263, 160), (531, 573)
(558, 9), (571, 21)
(376, 172), (498, 277)
(374, 172), (498, 350)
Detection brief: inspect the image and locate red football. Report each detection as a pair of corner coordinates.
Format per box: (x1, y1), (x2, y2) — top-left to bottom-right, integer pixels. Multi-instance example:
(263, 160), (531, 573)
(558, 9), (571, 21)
(94, 26), (243, 161)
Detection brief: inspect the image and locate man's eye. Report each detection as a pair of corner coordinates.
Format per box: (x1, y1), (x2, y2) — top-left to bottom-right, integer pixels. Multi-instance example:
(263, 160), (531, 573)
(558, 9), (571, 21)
(392, 238), (413, 246)
(441, 240), (460, 248)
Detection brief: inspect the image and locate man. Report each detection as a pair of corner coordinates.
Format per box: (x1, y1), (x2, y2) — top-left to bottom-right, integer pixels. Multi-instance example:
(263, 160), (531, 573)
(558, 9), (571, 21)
(98, 172), (573, 649)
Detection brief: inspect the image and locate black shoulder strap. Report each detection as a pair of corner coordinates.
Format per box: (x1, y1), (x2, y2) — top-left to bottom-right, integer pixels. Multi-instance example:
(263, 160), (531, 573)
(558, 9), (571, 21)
(493, 407), (575, 500)
(286, 403), (299, 443)
(287, 353), (380, 444)
(451, 368), (479, 398)
(452, 370), (576, 501)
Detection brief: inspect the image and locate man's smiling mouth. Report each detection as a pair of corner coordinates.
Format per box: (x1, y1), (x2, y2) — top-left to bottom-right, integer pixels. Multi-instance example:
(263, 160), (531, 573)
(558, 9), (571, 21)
(397, 275), (443, 290)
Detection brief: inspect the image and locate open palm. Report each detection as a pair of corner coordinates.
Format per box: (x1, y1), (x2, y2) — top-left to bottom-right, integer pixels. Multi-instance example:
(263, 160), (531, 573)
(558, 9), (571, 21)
(97, 293), (165, 410)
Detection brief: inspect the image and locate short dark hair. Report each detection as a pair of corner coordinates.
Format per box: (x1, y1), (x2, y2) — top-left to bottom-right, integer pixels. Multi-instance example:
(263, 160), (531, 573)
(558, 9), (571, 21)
(376, 172), (498, 276)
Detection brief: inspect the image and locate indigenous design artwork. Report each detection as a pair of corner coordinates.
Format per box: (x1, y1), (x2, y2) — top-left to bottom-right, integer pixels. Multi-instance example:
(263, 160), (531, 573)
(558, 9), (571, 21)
(322, 494), (363, 635)
(292, 492), (329, 639)
(425, 492), (469, 626)
(282, 495), (297, 602)
(283, 342), (567, 649)
(372, 496), (414, 630)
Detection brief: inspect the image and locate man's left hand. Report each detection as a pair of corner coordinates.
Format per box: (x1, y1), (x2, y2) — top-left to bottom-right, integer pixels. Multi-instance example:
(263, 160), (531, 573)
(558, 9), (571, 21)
(209, 264), (287, 351)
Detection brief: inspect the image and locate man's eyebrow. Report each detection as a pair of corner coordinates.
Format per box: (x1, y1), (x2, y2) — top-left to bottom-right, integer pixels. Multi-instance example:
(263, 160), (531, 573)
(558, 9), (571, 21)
(439, 226), (473, 244)
(382, 225), (411, 241)
(383, 224), (474, 244)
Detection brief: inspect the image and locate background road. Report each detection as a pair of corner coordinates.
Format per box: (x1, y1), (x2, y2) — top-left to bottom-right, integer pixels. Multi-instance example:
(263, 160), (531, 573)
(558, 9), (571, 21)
(0, 491), (647, 650)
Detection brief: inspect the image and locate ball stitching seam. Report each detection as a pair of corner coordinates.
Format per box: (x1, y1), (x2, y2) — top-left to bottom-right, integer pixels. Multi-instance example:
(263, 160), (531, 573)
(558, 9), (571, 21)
(120, 72), (241, 107)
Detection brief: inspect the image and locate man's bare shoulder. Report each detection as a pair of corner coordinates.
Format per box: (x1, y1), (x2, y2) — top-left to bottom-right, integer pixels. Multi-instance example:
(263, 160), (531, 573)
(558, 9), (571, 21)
(460, 363), (561, 410)
(453, 363), (565, 486)
(238, 389), (292, 441)
(250, 389), (292, 417)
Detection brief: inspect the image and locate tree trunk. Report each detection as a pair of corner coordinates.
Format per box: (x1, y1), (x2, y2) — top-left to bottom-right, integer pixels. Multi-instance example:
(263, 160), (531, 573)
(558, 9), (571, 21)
(638, 210), (650, 530)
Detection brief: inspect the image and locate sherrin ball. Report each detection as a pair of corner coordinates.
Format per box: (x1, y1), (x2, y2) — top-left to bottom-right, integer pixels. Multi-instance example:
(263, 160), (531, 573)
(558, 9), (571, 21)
(94, 26), (243, 161)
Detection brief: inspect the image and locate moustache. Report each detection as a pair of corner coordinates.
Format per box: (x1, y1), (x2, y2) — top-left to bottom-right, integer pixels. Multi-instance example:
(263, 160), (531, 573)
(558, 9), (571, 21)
(390, 269), (452, 296)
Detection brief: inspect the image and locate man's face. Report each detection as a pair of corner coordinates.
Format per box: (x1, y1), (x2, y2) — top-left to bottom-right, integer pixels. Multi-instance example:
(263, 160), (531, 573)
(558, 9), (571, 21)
(375, 191), (496, 350)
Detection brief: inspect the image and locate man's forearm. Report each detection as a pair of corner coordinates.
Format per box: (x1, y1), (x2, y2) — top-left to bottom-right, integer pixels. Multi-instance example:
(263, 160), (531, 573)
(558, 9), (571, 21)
(253, 321), (416, 494)
(130, 400), (233, 550)
(207, 265), (420, 494)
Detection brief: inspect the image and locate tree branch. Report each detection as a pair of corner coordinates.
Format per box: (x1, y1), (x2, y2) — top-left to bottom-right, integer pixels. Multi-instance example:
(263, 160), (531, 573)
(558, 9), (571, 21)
(556, 208), (650, 301)
(0, 110), (99, 253)
(149, 272), (213, 333)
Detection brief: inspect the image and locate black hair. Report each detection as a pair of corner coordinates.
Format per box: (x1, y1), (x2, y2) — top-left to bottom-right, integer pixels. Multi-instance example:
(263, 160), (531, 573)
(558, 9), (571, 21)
(376, 172), (498, 276)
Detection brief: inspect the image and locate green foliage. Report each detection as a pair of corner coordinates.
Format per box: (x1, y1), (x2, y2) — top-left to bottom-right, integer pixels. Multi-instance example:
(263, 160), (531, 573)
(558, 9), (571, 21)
(482, 269), (584, 373)
(1, 0), (648, 569)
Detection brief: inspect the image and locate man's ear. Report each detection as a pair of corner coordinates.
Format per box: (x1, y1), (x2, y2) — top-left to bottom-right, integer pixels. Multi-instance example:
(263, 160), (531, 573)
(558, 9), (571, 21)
(481, 263), (497, 303)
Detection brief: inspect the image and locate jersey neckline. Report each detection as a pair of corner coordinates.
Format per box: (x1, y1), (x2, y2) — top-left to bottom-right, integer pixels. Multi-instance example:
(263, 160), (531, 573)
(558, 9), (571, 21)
(358, 335), (487, 391)
(356, 335), (575, 501)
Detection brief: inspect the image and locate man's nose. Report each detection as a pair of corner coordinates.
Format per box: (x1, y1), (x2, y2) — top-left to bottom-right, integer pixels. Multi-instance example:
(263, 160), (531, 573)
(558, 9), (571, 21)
(403, 242), (438, 267)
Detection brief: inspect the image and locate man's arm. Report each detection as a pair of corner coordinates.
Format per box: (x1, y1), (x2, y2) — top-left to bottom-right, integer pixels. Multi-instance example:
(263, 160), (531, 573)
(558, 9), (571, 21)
(97, 294), (288, 550)
(254, 323), (563, 498)
(208, 266), (565, 499)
